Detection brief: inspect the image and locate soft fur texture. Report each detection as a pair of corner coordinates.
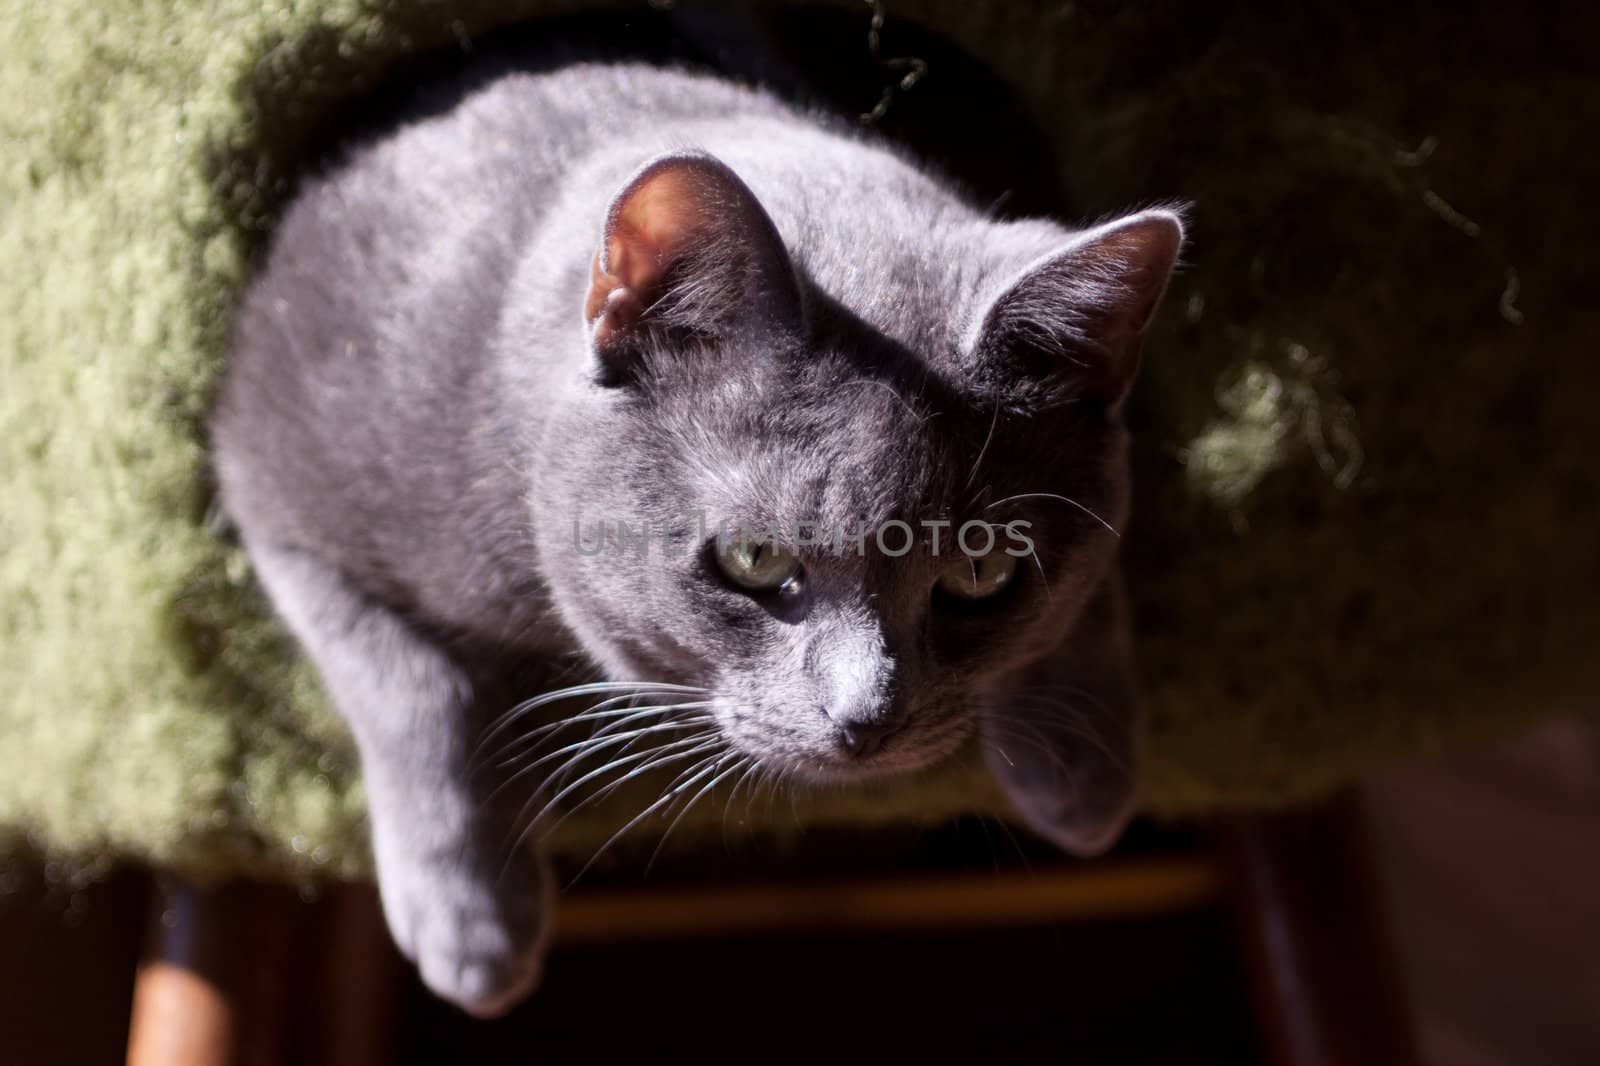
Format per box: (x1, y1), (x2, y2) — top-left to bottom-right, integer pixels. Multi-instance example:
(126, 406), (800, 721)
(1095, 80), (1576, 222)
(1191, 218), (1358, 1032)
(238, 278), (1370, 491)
(2, 0), (1597, 891)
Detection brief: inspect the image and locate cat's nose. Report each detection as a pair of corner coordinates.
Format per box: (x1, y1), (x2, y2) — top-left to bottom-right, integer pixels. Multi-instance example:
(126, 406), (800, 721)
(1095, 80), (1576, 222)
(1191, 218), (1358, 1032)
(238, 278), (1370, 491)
(820, 627), (902, 758)
(835, 718), (901, 759)
(829, 690), (906, 758)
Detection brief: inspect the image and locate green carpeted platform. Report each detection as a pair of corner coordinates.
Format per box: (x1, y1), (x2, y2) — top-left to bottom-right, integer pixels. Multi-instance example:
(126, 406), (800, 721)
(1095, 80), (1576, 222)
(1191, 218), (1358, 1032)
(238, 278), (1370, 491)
(3, 0), (1596, 883)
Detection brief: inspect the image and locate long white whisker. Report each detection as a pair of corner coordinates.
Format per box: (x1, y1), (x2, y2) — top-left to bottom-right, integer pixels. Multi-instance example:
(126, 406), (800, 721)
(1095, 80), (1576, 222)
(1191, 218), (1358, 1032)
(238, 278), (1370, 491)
(496, 713), (713, 779)
(482, 721), (703, 825)
(541, 737), (724, 839)
(497, 732), (719, 875)
(660, 749), (728, 795)
(648, 756), (748, 875)
(496, 701), (715, 779)
(473, 682), (703, 763)
(759, 764), (783, 820)
(529, 731), (719, 823)
(566, 754), (738, 888)
(983, 492), (1119, 537)
(723, 758), (764, 833)
(480, 698), (677, 763)
(544, 701), (716, 788)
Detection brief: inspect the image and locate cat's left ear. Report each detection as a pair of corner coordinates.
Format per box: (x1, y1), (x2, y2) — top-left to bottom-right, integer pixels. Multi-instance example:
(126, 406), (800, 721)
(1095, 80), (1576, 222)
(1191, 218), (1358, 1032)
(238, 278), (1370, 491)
(584, 152), (803, 383)
(970, 209), (1184, 406)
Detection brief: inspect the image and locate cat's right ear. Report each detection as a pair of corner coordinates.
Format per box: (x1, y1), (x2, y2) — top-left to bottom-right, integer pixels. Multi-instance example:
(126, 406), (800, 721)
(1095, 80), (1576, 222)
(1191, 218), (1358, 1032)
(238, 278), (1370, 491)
(584, 152), (803, 385)
(968, 209), (1185, 408)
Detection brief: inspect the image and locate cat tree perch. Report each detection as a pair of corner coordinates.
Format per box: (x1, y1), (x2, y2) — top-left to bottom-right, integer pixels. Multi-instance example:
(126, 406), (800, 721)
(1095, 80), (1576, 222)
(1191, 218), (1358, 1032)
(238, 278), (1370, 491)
(5, 0), (1589, 886)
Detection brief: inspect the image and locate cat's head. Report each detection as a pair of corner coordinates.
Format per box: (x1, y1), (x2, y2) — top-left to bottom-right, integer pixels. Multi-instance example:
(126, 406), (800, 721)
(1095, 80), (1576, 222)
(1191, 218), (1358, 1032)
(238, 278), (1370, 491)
(531, 152), (1181, 797)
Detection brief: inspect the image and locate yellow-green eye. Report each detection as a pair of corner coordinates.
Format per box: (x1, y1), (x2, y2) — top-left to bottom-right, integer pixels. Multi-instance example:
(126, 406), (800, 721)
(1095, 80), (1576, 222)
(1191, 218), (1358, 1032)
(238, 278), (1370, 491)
(715, 535), (802, 592)
(935, 551), (1018, 601)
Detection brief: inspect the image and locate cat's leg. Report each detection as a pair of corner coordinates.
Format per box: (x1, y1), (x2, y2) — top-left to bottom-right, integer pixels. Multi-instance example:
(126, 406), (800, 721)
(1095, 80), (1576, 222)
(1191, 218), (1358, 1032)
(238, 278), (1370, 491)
(980, 577), (1139, 856)
(246, 540), (550, 1017)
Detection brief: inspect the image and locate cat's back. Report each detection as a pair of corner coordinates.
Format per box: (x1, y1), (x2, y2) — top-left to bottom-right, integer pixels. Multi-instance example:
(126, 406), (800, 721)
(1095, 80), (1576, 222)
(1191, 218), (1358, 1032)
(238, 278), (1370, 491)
(216, 62), (798, 416)
(253, 61), (796, 280)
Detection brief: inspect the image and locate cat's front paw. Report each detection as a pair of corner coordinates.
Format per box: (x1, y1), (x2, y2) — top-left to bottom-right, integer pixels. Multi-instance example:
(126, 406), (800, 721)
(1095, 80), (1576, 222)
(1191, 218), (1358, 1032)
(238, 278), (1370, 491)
(1001, 778), (1136, 857)
(382, 858), (552, 1018)
(982, 704), (1137, 857)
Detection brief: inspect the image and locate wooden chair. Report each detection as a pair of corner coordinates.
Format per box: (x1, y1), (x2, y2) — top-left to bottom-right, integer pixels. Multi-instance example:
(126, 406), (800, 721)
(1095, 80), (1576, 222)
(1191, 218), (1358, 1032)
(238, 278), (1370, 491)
(119, 790), (1416, 1065)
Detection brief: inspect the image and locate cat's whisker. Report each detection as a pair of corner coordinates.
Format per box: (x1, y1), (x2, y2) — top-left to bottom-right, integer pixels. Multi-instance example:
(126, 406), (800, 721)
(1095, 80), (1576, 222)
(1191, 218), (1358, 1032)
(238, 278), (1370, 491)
(662, 749), (729, 796)
(786, 772), (803, 825)
(983, 711), (1070, 758)
(983, 492), (1120, 537)
(488, 691), (713, 757)
(651, 753), (754, 875)
(651, 755), (748, 872)
(539, 737), (725, 840)
(481, 696), (715, 794)
(543, 701), (718, 788)
(509, 699), (715, 769)
(988, 706), (1127, 776)
(521, 730), (724, 834)
(742, 764), (765, 822)
(723, 758), (764, 831)
(566, 752), (741, 889)
(1023, 543), (1052, 601)
(526, 717), (720, 803)
(998, 686), (1116, 735)
(495, 713), (714, 779)
(488, 679), (701, 734)
(1010, 682), (1115, 716)
(555, 740), (730, 841)
(482, 718), (714, 823)
(472, 682), (705, 765)
(1006, 715), (1092, 812)
(610, 746), (733, 865)
(963, 399), (1002, 492)
(1004, 692), (1126, 768)
(497, 730), (720, 867)
(480, 695), (681, 761)
(984, 723), (1076, 775)
(496, 731), (723, 882)
(759, 763), (783, 820)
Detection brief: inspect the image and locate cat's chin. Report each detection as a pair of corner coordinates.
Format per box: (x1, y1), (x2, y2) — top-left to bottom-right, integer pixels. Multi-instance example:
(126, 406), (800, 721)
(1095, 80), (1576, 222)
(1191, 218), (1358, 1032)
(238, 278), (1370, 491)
(734, 732), (968, 787)
(791, 758), (921, 786)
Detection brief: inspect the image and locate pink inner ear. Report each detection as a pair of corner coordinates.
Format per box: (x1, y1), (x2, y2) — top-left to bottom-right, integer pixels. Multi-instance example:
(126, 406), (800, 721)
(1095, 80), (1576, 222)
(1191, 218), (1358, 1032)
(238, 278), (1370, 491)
(1080, 214), (1184, 342)
(585, 163), (719, 346)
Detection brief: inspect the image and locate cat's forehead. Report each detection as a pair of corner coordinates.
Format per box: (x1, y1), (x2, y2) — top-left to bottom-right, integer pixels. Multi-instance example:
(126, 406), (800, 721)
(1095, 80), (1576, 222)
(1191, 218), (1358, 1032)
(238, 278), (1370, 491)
(799, 234), (996, 365)
(649, 357), (955, 524)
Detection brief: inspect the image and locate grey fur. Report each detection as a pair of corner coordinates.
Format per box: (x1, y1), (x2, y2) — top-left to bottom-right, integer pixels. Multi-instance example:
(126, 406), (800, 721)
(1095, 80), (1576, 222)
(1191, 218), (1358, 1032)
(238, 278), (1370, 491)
(212, 61), (1182, 1014)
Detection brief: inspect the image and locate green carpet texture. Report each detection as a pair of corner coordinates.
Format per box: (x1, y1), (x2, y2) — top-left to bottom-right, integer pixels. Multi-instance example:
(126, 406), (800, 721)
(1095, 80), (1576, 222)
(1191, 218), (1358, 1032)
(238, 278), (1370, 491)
(3, 0), (1596, 883)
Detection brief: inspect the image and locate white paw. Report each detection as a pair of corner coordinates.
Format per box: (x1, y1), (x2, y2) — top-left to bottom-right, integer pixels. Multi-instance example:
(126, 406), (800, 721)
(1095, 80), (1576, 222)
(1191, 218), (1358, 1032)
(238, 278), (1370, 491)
(1012, 788), (1135, 857)
(382, 860), (551, 1018)
(984, 733), (1136, 858)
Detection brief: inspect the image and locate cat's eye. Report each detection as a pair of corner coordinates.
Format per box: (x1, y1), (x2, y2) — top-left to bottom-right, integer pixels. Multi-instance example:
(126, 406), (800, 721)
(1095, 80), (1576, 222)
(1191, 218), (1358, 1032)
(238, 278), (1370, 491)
(935, 551), (1018, 602)
(714, 535), (802, 593)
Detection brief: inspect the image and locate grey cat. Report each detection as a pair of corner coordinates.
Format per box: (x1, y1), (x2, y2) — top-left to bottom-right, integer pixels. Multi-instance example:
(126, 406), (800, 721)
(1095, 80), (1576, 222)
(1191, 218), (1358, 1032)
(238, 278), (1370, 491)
(211, 59), (1182, 1015)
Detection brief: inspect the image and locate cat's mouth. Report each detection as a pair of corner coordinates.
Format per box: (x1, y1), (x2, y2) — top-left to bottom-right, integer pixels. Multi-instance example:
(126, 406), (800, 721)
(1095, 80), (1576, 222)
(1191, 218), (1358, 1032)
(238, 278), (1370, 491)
(714, 706), (975, 785)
